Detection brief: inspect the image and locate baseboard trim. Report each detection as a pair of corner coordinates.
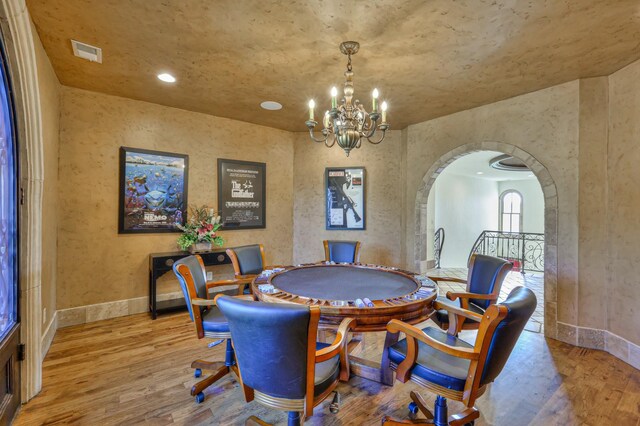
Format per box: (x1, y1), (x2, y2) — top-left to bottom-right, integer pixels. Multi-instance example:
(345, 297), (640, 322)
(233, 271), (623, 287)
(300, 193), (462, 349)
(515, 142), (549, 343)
(40, 311), (57, 359)
(57, 291), (183, 328)
(557, 321), (640, 370)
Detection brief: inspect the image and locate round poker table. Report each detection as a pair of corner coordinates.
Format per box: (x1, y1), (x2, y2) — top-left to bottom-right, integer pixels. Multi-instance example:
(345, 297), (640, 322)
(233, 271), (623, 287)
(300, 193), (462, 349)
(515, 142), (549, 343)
(252, 263), (437, 332)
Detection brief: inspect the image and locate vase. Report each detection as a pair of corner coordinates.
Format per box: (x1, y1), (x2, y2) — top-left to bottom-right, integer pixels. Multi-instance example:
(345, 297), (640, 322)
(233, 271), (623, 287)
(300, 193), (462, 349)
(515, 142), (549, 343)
(189, 242), (212, 253)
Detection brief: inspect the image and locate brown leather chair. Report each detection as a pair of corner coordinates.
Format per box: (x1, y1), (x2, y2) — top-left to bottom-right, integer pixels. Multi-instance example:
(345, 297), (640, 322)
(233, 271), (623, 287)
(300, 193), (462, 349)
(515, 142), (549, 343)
(173, 254), (253, 404)
(429, 254), (512, 335)
(382, 287), (536, 426)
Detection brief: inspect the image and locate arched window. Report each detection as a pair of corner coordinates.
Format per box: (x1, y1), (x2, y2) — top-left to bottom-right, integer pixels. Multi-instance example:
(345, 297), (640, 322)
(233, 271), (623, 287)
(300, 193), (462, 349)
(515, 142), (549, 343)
(500, 190), (522, 233)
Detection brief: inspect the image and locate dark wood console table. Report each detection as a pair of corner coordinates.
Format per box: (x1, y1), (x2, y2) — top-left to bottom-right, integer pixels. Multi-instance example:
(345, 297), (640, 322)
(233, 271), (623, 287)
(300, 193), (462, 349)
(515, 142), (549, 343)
(148, 250), (232, 319)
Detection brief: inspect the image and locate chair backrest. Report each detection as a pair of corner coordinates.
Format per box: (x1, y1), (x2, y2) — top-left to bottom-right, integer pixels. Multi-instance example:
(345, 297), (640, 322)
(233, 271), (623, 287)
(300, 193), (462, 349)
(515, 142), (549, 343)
(324, 240), (361, 263)
(227, 244), (264, 276)
(466, 254), (512, 309)
(217, 296), (314, 399)
(172, 255), (207, 321)
(478, 286), (536, 386)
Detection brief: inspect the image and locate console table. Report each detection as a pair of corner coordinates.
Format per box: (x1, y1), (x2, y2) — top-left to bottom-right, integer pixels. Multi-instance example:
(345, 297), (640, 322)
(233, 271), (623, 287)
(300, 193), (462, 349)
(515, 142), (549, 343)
(148, 250), (232, 319)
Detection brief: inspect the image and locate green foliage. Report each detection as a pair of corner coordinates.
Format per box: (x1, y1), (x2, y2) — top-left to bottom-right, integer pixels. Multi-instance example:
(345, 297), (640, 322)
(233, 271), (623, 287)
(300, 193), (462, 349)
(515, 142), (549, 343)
(176, 205), (224, 251)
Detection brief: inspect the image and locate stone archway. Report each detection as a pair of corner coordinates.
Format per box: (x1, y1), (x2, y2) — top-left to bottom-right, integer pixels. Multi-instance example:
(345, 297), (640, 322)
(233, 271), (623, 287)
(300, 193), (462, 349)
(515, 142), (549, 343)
(414, 142), (558, 339)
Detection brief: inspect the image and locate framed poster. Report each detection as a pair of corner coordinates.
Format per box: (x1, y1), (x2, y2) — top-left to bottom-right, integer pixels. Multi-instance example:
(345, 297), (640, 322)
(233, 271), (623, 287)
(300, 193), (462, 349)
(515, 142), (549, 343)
(118, 147), (188, 234)
(217, 159), (266, 229)
(325, 167), (365, 230)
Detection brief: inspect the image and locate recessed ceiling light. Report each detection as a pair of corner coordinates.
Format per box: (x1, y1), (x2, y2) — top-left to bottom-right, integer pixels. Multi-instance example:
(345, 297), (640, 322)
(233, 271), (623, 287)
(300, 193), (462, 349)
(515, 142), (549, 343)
(157, 73), (176, 83)
(476, 171), (484, 175)
(260, 101), (282, 110)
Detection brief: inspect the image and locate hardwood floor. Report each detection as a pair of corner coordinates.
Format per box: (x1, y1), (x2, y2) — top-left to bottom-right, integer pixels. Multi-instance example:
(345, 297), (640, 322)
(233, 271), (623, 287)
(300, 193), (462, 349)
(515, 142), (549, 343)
(15, 311), (640, 425)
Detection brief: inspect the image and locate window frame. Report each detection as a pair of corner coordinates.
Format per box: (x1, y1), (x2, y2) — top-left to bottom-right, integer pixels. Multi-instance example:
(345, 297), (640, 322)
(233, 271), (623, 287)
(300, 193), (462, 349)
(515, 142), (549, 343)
(499, 190), (523, 233)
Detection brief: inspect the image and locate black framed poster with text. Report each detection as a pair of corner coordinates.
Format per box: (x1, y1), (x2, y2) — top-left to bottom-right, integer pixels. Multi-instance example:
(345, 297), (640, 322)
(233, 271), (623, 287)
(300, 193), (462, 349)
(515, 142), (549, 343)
(217, 158), (266, 229)
(118, 147), (188, 233)
(325, 167), (365, 230)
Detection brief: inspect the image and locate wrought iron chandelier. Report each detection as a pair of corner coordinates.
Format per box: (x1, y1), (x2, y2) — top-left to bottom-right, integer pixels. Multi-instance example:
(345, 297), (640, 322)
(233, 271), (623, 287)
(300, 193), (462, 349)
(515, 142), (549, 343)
(306, 41), (389, 157)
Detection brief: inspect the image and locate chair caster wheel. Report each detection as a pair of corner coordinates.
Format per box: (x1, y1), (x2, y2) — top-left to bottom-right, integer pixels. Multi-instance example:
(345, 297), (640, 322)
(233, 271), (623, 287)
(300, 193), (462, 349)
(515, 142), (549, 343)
(194, 368), (202, 378)
(195, 392), (205, 404)
(329, 391), (340, 414)
(408, 401), (418, 419)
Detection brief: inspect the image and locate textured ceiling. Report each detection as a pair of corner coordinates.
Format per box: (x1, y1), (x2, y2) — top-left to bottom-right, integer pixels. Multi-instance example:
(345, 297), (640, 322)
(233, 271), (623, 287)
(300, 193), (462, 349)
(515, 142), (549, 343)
(27, 0), (640, 131)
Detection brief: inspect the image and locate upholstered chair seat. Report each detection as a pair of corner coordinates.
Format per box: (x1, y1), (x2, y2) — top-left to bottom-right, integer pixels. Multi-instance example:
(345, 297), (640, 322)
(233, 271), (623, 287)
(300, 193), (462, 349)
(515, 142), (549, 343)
(200, 307), (231, 334)
(314, 342), (341, 396)
(387, 327), (473, 392)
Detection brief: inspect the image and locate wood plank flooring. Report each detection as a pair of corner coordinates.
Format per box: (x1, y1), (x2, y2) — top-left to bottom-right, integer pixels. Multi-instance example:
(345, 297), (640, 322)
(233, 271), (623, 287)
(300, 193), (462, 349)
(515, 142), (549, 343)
(15, 312), (640, 425)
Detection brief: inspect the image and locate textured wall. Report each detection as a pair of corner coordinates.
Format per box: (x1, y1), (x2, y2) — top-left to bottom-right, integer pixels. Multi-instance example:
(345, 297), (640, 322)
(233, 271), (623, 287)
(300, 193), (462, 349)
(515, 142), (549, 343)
(577, 77), (609, 331)
(608, 61), (640, 344)
(33, 20), (59, 332)
(404, 82), (580, 326)
(292, 131), (403, 266)
(57, 88), (294, 309)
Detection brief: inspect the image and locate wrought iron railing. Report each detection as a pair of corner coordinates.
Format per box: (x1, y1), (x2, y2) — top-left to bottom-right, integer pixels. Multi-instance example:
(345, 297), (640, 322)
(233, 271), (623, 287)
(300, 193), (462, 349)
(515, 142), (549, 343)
(469, 230), (544, 273)
(434, 227), (445, 269)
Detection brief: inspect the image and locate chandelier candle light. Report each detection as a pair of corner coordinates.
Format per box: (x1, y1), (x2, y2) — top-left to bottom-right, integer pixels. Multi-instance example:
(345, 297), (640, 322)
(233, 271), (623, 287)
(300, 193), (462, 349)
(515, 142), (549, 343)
(306, 41), (389, 157)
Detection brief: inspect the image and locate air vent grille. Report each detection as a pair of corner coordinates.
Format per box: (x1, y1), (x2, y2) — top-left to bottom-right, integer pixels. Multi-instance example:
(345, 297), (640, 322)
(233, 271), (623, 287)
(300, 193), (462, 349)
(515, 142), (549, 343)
(71, 40), (102, 63)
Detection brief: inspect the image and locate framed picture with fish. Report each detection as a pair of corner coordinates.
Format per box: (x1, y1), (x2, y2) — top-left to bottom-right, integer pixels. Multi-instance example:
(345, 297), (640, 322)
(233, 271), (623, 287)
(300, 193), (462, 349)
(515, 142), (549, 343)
(118, 147), (189, 234)
(217, 158), (266, 229)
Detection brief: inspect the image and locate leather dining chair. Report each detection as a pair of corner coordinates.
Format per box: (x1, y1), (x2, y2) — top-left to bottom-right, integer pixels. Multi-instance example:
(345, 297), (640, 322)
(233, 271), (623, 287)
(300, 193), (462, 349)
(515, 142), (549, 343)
(381, 286), (536, 426)
(226, 244), (266, 293)
(323, 240), (361, 263)
(216, 296), (354, 426)
(173, 254), (253, 403)
(429, 254), (512, 335)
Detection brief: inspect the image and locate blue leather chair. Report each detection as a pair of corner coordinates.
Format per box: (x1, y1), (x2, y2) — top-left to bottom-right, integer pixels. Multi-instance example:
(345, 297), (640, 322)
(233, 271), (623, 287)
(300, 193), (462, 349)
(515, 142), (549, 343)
(429, 254), (512, 334)
(323, 240), (361, 263)
(173, 255), (253, 403)
(381, 286), (536, 426)
(226, 244), (266, 293)
(217, 296), (354, 426)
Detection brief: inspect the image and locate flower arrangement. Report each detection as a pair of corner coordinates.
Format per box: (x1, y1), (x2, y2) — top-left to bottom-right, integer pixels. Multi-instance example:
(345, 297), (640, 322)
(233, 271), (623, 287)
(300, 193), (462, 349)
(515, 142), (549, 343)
(176, 205), (224, 251)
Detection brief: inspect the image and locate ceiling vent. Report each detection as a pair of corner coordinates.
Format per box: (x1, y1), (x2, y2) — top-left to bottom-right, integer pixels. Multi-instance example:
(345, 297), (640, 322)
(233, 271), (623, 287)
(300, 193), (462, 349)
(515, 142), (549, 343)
(71, 40), (102, 63)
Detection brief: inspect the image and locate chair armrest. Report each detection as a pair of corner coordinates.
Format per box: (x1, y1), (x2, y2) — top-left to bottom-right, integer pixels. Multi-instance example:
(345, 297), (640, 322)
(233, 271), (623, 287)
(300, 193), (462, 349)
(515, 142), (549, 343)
(191, 297), (217, 307)
(446, 291), (497, 302)
(386, 319), (478, 383)
(433, 300), (483, 323)
(316, 318), (355, 362)
(206, 279), (247, 296)
(210, 294), (257, 305)
(426, 275), (467, 284)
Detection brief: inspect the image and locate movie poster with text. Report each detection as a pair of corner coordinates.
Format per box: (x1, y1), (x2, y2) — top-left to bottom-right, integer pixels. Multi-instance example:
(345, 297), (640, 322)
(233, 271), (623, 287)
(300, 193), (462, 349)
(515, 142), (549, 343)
(118, 147), (188, 233)
(218, 159), (266, 229)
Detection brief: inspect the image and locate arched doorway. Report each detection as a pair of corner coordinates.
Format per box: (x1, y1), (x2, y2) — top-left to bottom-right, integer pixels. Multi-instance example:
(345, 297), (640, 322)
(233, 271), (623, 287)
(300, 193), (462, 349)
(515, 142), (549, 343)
(415, 142), (558, 339)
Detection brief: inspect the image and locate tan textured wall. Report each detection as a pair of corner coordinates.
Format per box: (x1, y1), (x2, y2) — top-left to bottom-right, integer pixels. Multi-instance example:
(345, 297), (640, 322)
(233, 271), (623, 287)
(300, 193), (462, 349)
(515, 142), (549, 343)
(404, 82), (580, 325)
(292, 131), (403, 266)
(577, 77), (608, 330)
(608, 60), (640, 344)
(33, 21), (60, 331)
(58, 87), (294, 309)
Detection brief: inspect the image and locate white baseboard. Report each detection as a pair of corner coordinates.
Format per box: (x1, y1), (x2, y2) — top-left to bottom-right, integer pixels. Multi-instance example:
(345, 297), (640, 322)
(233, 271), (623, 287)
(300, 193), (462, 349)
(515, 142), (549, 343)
(41, 311), (57, 359)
